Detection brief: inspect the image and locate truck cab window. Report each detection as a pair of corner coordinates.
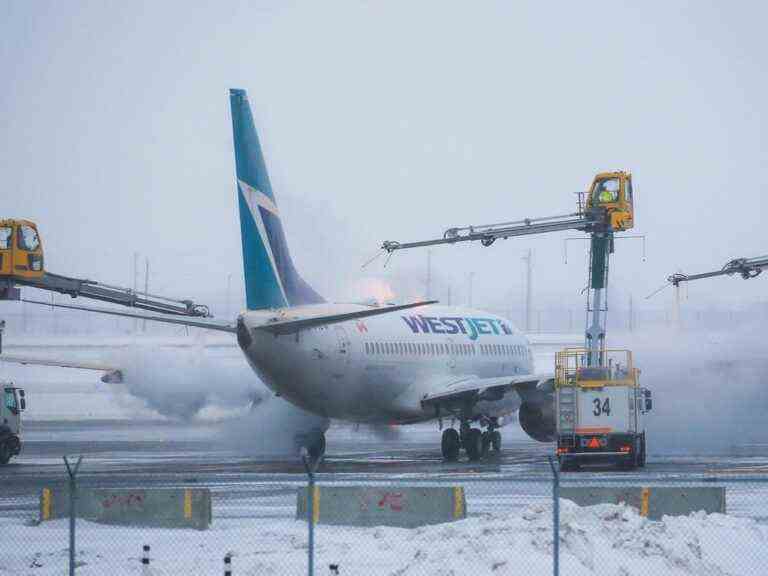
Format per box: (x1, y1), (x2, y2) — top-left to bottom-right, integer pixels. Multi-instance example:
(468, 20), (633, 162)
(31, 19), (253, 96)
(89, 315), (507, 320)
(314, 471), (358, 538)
(4, 389), (17, 412)
(0, 227), (11, 249)
(18, 225), (40, 251)
(593, 178), (620, 204)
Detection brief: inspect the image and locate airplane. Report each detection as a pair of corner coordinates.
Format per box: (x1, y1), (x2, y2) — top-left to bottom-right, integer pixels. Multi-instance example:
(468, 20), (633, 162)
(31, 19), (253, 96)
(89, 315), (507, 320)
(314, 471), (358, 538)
(24, 89), (555, 462)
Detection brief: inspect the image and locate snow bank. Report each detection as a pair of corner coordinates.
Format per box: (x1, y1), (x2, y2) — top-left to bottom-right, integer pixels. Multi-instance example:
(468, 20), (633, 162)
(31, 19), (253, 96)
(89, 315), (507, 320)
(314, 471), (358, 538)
(2, 500), (766, 575)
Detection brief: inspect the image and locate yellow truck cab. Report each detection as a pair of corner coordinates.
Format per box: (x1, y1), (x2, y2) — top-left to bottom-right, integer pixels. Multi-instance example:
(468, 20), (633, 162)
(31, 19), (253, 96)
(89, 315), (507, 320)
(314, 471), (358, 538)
(0, 219), (44, 280)
(585, 171), (634, 232)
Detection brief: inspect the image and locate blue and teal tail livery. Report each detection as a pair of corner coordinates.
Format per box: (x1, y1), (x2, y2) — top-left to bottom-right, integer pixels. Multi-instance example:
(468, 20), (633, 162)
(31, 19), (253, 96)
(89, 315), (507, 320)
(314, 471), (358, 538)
(229, 88), (325, 310)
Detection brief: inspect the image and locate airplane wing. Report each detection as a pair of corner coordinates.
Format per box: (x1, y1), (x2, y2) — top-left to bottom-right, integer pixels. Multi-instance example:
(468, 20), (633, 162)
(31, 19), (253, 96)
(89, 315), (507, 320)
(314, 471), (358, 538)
(22, 298), (437, 335)
(421, 373), (554, 415)
(0, 353), (123, 383)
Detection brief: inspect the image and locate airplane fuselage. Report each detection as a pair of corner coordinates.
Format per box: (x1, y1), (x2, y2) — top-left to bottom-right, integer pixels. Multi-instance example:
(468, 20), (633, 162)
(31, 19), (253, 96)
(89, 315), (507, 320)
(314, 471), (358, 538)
(237, 304), (533, 424)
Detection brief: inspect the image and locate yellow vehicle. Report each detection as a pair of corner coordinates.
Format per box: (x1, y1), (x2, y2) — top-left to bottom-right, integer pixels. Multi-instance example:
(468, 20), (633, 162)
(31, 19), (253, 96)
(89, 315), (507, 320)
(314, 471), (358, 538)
(585, 171), (634, 232)
(1, 218), (211, 316)
(0, 219), (44, 280)
(555, 348), (652, 470)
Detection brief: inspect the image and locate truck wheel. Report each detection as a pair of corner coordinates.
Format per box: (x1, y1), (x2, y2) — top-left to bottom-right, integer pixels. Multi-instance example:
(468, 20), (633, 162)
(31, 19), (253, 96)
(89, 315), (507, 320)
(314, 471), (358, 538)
(0, 442), (10, 465)
(559, 457), (578, 472)
(481, 432), (492, 457)
(618, 455), (636, 470)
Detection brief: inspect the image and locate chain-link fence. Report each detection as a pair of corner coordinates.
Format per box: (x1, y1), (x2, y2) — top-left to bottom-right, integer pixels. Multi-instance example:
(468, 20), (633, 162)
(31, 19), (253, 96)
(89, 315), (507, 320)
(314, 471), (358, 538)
(3, 458), (768, 575)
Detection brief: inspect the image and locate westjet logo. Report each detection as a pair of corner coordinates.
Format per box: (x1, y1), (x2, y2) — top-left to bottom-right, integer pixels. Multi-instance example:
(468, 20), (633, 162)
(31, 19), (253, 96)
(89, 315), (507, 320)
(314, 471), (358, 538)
(401, 315), (513, 341)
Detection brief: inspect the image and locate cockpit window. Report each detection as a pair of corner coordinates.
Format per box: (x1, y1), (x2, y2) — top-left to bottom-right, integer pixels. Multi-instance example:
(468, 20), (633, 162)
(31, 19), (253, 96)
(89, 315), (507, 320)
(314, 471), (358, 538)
(593, 177), (620, 203)
(18, 225), (40, 251)
(0, 227), (11, 250)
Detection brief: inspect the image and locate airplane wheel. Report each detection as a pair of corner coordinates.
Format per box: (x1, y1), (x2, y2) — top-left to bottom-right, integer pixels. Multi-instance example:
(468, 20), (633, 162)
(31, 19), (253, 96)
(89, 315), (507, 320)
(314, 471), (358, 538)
(491, 431), (502, 452)
(441, 429), (460, 461)
(0, 441), (10, 465)
(465, 428), (483, 461)
(307, 431), (326, 462)
(481, 432), (492, 457)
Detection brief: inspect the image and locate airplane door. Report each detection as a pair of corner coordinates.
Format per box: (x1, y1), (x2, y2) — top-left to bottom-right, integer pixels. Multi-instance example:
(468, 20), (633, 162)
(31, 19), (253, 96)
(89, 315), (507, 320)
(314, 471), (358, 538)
(446, 338), (457, 373)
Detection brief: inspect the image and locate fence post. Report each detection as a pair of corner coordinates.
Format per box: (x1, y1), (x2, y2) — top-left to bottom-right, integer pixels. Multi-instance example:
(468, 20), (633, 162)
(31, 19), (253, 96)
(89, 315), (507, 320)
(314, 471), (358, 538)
(63, 455), (83, 576)
(141, 545), (150, 575)
(548, 456), (560, 576)
(301, 449), (321, 576)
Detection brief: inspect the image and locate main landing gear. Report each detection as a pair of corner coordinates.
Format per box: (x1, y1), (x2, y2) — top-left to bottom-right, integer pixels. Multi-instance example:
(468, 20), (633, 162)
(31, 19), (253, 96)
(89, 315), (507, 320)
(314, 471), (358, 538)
(441, 417), (502, 462)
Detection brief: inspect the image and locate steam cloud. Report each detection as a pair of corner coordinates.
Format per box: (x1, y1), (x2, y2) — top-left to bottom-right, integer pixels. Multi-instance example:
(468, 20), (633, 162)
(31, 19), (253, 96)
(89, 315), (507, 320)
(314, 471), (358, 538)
(625, 324), (768, 454)
(106, 341), (260, 419)
(218, 395), (329, 456)
(104, 339), (328, 456)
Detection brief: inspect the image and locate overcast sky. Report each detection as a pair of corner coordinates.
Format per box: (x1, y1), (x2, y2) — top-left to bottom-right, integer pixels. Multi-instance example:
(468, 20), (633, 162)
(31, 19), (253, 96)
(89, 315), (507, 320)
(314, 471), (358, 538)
(2, 1), (767, 321)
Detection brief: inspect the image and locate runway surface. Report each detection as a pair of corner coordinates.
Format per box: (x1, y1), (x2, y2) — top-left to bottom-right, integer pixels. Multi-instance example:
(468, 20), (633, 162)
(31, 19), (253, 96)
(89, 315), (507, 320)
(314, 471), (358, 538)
(2, 418), (768, 531)
(4, 419), (768, 494)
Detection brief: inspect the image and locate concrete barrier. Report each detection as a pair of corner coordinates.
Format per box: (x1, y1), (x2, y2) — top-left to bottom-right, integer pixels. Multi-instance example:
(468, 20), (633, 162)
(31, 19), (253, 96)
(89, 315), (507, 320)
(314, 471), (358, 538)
(39, 487), (212, 529)
(560, 486), (725, 520)
(296, 486), (466, 528)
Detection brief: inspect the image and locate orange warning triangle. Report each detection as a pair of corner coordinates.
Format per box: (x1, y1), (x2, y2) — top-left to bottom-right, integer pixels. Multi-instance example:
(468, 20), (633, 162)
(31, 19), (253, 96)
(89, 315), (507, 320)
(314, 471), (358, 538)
(587, 437), (601, 449)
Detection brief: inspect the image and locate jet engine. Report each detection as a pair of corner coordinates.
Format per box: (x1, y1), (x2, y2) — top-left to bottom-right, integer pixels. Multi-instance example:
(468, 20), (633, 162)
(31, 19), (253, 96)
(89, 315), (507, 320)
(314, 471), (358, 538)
(518, 398), (555, 442)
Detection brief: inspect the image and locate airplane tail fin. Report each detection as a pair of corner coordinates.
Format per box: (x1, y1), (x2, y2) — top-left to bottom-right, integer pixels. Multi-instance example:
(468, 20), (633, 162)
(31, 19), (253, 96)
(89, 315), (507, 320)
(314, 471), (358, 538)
(229, 89), (325, 310)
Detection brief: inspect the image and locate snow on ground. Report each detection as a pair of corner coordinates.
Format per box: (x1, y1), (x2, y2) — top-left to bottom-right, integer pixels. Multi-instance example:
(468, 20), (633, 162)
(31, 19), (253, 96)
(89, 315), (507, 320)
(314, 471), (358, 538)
(2, 500), (766, 575)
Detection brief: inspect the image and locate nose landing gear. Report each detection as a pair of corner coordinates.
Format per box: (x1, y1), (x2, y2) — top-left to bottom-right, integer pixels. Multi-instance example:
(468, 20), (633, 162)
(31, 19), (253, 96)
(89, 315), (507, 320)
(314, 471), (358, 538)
(295, 429), (326, 463)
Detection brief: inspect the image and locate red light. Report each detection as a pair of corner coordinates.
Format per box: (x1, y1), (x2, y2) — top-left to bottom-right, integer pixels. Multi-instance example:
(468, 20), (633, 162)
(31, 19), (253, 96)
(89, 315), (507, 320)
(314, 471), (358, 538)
(619, 445), (631, 453)
(557, 447), (569, 455)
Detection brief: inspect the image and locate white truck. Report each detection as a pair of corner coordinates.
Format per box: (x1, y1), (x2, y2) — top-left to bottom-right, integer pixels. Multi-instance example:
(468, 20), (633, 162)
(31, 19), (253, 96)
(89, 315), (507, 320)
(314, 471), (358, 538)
(555, 349), (652, 470)
(0, 384), (26, 464)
